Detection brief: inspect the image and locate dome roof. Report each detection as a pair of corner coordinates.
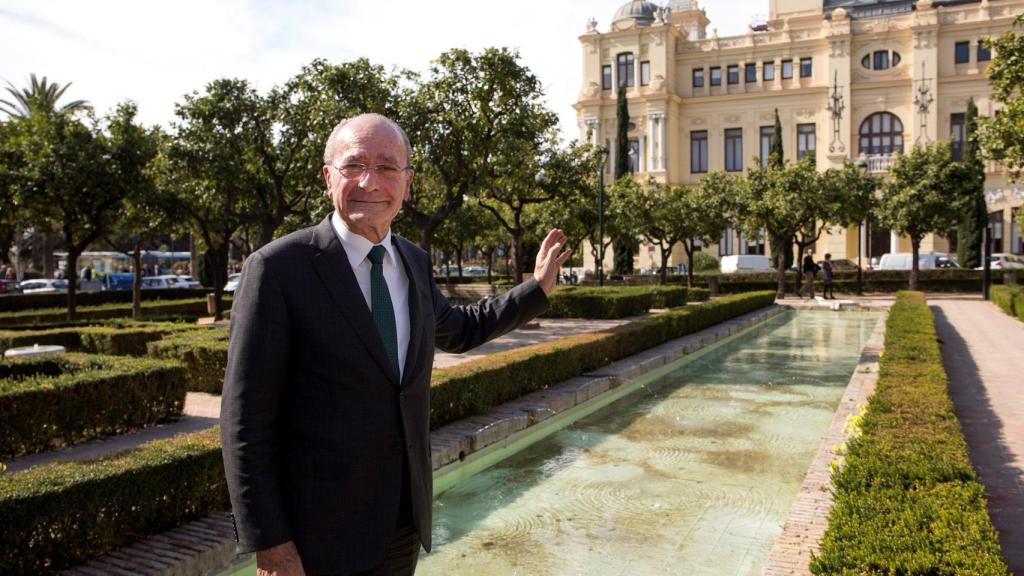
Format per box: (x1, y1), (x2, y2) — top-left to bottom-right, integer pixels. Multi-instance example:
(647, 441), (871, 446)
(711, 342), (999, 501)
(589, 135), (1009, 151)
(612, 0), (659, 26)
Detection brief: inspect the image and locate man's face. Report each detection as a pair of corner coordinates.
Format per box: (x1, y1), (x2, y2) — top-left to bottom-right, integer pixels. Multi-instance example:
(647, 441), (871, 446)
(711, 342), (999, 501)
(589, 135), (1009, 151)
(322, 117), (413, 240)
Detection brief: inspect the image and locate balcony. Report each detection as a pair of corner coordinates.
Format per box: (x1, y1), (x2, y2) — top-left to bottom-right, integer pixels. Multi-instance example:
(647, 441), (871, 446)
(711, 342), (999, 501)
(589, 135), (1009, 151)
(864, 154), (895, 173)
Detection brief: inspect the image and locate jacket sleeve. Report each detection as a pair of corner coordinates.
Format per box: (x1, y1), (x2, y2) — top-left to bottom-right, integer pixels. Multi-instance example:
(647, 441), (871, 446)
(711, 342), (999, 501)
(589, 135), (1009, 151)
(220, 251), (293, 553)
(432, 276), (550, 354)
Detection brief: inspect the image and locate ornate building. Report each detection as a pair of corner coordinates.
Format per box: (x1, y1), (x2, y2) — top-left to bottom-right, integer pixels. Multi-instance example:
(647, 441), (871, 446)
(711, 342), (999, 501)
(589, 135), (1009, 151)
(575, 0), (1024, 273)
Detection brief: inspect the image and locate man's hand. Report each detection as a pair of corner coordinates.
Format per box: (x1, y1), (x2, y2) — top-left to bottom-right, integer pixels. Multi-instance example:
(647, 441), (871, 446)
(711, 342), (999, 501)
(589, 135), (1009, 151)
(533, 229), (572, 296)
(256, 541), (305, 576)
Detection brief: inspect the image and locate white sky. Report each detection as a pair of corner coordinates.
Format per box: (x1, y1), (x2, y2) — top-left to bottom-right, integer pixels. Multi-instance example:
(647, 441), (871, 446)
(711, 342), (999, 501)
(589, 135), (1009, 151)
(0, 0), (766, 140)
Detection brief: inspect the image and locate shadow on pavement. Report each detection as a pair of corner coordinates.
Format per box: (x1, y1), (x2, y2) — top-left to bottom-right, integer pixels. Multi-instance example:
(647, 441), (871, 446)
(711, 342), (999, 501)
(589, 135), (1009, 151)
(932, 305), (1024, 574)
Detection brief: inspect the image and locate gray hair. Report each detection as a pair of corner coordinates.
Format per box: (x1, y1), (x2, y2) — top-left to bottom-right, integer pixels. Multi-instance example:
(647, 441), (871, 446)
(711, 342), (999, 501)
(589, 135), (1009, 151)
(322, 113), (412, 166)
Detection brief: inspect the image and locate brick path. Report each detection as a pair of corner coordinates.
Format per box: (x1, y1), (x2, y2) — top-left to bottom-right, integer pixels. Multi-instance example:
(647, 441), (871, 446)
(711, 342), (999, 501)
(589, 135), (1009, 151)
(932, 298), (1024, 575)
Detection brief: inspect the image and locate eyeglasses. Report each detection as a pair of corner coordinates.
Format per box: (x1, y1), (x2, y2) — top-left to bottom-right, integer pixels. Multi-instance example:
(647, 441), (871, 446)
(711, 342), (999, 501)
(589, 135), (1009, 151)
(329, 162), (411, 182)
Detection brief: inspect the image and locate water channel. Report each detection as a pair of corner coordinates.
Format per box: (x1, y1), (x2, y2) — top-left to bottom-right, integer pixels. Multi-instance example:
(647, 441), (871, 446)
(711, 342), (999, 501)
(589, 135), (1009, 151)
(219, 309), (878, 576)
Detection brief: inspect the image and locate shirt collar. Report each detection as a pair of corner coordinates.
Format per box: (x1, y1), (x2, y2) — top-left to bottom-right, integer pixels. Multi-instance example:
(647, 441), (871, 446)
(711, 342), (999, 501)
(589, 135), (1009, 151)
(331, 211), (396, 269)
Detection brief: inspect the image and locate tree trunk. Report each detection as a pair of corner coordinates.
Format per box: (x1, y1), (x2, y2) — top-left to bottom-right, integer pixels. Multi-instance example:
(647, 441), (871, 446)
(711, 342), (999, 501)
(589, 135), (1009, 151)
(132, 239), (143, 320)
(257, 216), (276, 251)
(208, 242), (231, 321)
(65, 248), (80, 321)
(910, 237), (921, 291)
(484, 249), (494, 285)
(776, 237), (787, 300)
(660, 247), (671, 285)
(456, 246), (464, 280)
(685, 244), (695, 289)
(511, 231), (525, 285)
(444, 251), (451, 285)
(43, 231), (57, 279)
(419, 226), (433, 255)
(794, 242), (805, 295)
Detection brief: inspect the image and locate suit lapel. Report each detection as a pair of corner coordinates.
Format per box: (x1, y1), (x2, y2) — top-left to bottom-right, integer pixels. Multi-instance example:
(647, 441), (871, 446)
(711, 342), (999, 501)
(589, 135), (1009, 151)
(310, 218), (399, 387)
(393, 236), (423, 390)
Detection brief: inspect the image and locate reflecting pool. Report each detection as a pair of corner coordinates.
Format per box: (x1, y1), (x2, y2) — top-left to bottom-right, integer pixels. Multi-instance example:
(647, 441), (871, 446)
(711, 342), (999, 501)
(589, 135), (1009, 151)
(418, 310), (878, 576)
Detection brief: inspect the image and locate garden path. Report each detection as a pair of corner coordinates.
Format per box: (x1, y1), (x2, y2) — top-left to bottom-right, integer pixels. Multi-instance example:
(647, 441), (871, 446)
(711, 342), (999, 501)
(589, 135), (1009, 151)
(932, 297), (1024, 575)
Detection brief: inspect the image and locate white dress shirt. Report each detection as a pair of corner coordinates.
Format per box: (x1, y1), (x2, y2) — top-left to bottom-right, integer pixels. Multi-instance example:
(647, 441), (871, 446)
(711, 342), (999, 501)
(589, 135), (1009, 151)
(331, 212), (411, 379)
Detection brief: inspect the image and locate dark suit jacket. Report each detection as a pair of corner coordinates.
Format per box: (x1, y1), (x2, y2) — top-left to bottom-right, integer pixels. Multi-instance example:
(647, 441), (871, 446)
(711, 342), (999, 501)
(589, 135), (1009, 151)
(220, 217), (548, 574)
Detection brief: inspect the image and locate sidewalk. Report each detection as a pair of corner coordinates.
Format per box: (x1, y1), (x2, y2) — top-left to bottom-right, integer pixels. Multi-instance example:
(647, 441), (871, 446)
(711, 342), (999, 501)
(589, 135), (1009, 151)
(5, 317), (630, 473)
(931, 297), (1024, 574)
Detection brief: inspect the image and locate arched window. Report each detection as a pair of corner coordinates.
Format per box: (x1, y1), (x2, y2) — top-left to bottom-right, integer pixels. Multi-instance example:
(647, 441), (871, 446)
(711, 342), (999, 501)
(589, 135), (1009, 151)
(861, 50), (902, 70)
(859, 112), (904, 155)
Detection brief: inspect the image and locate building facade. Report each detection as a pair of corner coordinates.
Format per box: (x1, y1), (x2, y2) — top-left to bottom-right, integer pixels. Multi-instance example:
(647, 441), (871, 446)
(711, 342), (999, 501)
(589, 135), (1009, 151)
(575, 0), (1024, 273)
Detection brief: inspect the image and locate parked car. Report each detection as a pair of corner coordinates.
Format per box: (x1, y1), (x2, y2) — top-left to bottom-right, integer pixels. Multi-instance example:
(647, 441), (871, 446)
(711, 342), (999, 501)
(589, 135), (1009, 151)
(18, 279), (68, 294)
(175, 275), (201, 288)
(974, 253), (1024, 271)
(141, 275), (180, 289)
(224, 273), (242, 293)
(826, 258), (861, 272)
(103, 272), (135, 291)
(877, 252), (959, 270)
(461, 266), (486, 276)
(720, 255), (774, 273)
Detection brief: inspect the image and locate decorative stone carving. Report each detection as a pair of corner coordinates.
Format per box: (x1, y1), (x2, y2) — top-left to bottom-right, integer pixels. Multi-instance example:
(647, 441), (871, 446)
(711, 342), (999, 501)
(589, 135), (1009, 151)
(586, 17), (598, 33)
(650, 74), (667, 92)
(691, 118), (706, 125)
(725, 114), (741, 123)
(580, 82), (601, 99)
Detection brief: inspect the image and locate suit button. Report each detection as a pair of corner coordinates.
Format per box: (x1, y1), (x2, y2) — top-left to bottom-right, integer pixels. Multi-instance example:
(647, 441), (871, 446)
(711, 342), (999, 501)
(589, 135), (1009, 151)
(400, 393), (407, 402)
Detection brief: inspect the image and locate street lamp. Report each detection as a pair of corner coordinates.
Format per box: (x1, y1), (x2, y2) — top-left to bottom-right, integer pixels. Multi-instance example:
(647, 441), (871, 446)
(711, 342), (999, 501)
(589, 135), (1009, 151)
(597, 146), (609, 287)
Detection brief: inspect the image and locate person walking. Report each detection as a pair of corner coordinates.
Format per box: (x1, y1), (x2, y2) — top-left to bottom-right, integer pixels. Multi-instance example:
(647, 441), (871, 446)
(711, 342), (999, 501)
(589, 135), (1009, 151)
(822, 253), (835, 299)
(220, 113), (570, 576)
(801, 248), (817, 299)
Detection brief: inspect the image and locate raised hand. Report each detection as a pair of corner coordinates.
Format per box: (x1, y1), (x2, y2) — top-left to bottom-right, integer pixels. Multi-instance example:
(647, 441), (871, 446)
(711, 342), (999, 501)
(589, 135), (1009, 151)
(533, 229), (572, 296)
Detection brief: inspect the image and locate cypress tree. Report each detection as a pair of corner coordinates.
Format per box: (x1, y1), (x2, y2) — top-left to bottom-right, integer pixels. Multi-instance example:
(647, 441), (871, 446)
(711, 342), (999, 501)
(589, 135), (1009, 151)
(613, 84), (635, 274)
(768, 109), (794, 271)
(957, 98), (987, 269)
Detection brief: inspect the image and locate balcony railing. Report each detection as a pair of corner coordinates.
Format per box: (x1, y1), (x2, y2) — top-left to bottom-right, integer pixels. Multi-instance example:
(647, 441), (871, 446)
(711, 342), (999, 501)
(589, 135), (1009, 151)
(864, 154), (895, 173)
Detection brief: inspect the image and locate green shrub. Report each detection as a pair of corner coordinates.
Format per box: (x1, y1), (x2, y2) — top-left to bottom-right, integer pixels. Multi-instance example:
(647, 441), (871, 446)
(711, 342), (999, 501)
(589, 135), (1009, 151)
(431, 291), (775, 429)
(624, 285), (688, 308)
(0, 298), (214, 327)
(148, 329), (229, 393)
(811, 292), (1009, 575)
(544, 287), (655, 318)
(990, 285), (1024, 323)
(0, 427), (226, 575)
(0, 353), (187, 459)
(0, 322), (195, 356)
(687, 287), (711, 302)
(691, 251), (719, 272)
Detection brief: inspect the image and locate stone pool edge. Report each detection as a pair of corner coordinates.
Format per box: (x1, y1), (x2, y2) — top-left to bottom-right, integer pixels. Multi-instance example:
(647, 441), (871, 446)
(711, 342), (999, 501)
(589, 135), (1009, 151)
(62, 303), (787, 576)
(762, 308), (889, 576)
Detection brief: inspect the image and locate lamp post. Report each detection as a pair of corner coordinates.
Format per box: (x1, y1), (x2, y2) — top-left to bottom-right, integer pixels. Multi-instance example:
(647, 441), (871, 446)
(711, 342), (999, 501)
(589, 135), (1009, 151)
(597, 146), (609, 286)
(983, 221), (992, 300)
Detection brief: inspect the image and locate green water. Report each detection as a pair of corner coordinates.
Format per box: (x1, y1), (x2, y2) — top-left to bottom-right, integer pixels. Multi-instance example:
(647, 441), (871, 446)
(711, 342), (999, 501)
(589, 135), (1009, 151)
(217, 310), (878, 576)
(418, 310), (877, 576)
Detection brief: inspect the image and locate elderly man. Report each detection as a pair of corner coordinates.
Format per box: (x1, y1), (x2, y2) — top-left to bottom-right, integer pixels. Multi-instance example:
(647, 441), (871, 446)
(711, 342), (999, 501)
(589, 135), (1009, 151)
(221, 113), (570, 576)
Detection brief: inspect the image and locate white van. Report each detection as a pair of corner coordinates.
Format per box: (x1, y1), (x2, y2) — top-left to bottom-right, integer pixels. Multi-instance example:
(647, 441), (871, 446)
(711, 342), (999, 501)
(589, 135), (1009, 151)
(877, 253), (959, 270)
(720, 254), (774, 273)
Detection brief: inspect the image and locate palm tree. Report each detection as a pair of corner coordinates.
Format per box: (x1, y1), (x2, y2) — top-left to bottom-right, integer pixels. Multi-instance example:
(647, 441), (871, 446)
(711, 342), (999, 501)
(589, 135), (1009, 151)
(0, 74), (90, 118)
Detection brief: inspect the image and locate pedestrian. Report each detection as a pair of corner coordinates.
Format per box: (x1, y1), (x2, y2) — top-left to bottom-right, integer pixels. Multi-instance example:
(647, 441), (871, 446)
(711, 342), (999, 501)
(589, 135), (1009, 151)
(220, 113), (570, 576)
(801, 248), (817, 299)
(822, 253), (835, 299)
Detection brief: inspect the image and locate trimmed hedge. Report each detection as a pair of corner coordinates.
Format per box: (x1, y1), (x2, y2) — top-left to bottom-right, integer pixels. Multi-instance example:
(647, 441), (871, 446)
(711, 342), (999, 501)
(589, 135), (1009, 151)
(0, 353), (187, 459)
(148, 329), (229, 393)
(431, 291), (776, 429)
(0, 298), (214, 327)
(0, 288), (210, 313)
(543, 285), (706, 319)
(991, 285), (1024, 323)
(0, 322), (196, 356)
(810, 292), (1009, 575)
(0, 427), (227, 575)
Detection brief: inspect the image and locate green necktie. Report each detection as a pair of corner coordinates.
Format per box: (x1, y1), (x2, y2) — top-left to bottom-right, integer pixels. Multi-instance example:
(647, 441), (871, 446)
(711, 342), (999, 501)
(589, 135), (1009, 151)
(367, 245), (400, 379)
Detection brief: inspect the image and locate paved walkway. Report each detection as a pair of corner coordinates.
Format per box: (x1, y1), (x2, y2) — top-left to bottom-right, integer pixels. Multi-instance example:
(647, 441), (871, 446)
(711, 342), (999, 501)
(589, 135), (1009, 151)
(931, 297), (1024, 575)
(5, 317), (631, 473)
